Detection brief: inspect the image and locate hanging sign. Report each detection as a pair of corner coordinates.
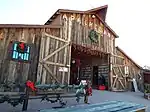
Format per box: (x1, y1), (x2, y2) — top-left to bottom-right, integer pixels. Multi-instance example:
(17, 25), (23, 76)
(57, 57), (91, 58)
(10, 41), (31, 62)
(59, 67), (68, 72)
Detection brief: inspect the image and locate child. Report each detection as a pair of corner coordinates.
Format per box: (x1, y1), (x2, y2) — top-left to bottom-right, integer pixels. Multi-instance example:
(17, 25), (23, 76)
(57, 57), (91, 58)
(84, 80), (92, 104)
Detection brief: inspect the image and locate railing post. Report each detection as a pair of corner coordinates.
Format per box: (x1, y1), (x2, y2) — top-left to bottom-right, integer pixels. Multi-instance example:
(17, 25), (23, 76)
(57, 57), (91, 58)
(22, 87), (29, 111)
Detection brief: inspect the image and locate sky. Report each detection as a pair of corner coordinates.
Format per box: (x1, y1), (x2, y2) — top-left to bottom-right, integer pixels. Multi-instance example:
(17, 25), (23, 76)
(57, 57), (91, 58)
(0, 0), (150, 67)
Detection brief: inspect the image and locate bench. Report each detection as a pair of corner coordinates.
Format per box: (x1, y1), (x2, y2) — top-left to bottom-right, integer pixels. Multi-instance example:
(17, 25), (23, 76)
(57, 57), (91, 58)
(40, 101), (147, 112)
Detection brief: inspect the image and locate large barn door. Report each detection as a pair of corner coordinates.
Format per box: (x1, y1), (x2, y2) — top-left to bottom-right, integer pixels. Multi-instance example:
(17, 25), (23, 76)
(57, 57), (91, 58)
(112, 65), (127, 91)
(37, 32), (71, 84)
(111, 55), (127, 91)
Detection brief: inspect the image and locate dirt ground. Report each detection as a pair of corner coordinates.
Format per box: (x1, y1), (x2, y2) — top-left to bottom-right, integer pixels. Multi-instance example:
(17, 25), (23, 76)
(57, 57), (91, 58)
(0, 90), (149, 112)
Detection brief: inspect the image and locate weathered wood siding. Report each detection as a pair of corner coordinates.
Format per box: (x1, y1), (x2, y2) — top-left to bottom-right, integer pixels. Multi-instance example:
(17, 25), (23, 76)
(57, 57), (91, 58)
(0, 27), (59, 84)
(116, 48), (141, 77)
(37, 17), (72, 84)
(49, 14), (61, 26)
(61, 13), (116, 54)
(37, 28), (71, 84)
(115, 47), (142, 91)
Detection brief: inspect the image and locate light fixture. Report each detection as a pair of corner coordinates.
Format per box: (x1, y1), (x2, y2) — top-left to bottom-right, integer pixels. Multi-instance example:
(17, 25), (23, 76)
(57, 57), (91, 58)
(92, 15), (95, 18)
(72, 60), (75, 64)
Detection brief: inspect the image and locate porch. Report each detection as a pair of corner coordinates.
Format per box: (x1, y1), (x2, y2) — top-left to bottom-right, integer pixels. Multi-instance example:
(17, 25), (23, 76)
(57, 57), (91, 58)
(70, 43), (110, 90)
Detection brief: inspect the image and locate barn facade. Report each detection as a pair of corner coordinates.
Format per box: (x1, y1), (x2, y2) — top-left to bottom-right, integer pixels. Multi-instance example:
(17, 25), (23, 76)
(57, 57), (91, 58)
(0, 5), (131, 91)
(115, 46), (143, 91)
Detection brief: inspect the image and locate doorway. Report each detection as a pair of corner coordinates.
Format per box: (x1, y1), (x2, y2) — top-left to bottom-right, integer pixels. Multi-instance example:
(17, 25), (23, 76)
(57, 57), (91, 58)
(92, 66), (98, 86)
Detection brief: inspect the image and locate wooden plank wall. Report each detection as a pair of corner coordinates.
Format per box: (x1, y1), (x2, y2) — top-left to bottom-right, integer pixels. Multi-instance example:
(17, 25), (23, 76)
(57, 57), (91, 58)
(37, 15), (72, 84)
(115, 48), (142, 90)
(37, 28), (63, 84)
(61, 13), (115, 54)
(116, 49), (140, 77)
(0, 27), (58, 84)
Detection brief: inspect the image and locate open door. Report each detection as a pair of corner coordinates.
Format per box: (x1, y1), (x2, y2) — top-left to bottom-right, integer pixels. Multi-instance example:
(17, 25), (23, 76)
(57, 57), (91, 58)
(93, 66), (98, 86)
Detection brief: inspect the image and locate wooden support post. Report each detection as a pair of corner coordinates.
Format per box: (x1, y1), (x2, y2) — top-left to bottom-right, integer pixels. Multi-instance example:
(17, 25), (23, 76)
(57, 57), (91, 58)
(62, 17), (68, 84)
(53, 29), (61, 84)
(123, 59), (127, 90)
(109, 54), (113, 90)
(37, 31), (45, 83)
(67, 17), (72, 84)
(22, 87), (29, 111)
(68, 44), (72, 84)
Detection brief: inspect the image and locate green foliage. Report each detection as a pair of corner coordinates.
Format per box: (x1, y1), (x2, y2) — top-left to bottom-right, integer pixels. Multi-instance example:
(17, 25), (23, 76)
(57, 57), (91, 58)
(0, 95), (25, 107)
(144, 84), (150, 93)
(35, 84), (85, 90)
(88, 30), (99, 43)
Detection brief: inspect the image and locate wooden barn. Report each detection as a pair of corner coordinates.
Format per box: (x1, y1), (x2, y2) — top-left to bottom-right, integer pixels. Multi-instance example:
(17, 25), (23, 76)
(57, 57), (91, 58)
(0, 5), (128, 91)
(115, 46), (143, 91)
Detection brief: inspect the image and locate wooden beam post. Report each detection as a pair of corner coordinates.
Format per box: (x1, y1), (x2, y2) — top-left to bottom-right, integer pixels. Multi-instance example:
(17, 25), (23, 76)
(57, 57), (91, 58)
(42, 32), (50, 84)
(62, 16), (68, 84)
(22, 87), (29, 111)
(36, 30), (45, 83)
(109, 54), (113, 90)
(67, 17), (72, 84)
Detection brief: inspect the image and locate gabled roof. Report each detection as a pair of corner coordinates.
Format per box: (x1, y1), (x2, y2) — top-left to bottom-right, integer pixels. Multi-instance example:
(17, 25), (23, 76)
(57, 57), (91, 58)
(85, 5), (107, 12)
(85, 5), (108, 21)
(45, 5), (118, 38)
(116, 46), (142, 69)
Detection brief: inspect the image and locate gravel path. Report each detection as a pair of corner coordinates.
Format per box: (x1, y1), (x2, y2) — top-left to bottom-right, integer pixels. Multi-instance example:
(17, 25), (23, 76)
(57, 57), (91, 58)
(0, 90), (149, 112)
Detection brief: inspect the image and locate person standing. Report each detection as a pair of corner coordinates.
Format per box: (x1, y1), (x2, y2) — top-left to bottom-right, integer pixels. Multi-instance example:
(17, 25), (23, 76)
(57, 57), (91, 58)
(84, 80), (92, 104)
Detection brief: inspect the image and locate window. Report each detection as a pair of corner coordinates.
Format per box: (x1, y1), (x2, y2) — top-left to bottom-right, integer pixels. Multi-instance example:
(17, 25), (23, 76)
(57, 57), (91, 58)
(11, 41), (30, 62)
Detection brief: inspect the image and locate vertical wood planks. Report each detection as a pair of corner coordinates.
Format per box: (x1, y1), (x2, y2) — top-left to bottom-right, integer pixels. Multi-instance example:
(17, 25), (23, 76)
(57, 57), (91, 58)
(0, 28), (43, 85)
(63, 12), (116, 55)
(62, 14), (68, 84)
(37, 30), (45, 83)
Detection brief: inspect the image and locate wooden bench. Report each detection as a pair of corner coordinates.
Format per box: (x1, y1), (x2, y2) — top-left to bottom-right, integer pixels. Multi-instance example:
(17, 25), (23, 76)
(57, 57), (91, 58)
(40, 101), (147, 112)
